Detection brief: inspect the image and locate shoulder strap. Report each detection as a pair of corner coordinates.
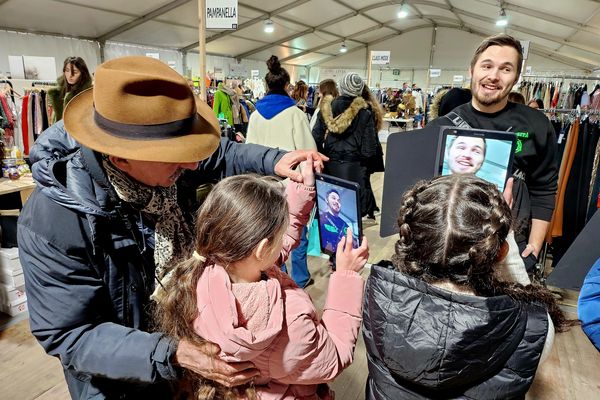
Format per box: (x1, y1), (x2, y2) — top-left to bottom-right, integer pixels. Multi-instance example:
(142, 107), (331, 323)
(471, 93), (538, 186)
(445, 111), (472, 129)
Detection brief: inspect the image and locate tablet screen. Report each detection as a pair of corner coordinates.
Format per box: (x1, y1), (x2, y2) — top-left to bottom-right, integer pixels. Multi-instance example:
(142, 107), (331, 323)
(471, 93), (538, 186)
(436, 127), (516, 192)
(315, 173), (362, 254)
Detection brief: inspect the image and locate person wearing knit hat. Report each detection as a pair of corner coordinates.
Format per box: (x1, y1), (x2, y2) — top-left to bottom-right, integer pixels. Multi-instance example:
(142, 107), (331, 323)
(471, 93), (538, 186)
(339, 73), (365, 97)
(313, 72), (378, 218)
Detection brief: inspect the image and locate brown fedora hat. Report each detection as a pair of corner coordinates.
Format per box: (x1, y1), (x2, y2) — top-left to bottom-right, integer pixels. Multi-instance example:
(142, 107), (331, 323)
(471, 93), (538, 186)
(64, 56), (220, 163)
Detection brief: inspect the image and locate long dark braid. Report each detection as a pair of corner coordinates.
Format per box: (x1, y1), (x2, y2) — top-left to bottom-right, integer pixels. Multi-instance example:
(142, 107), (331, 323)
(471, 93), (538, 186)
(392, 175), (571, 331)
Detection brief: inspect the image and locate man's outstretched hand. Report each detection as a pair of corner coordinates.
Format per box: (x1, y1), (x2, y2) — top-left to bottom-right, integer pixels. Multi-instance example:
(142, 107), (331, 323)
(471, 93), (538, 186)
(275, 150), (328, 183)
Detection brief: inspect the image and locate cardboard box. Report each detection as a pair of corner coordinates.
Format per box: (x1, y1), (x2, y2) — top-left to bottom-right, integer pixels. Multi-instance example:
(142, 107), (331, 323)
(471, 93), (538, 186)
(0, 296), (27, 317)
(0, 283), (26, 305)
(0, 247), (21, 273)
(0, 269), (24, 288)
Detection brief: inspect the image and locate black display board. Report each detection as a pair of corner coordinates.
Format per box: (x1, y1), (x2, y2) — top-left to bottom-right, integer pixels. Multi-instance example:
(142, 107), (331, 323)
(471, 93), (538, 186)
(380, 126), (439, 237)
(547, 210), (600, 290)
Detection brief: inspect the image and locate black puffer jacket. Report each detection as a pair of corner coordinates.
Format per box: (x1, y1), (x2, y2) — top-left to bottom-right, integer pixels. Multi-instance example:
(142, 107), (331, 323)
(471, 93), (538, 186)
(18, 121), (285, 399)
(312, 95), (377, 162)
(363, 263), (548, 400)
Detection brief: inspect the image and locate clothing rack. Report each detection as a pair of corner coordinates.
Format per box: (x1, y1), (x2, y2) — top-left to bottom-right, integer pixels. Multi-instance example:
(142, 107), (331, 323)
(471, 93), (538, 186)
(0, 79), (16, 102)
(31, 80), (56, 87)
(522, 74), (600, 81)
(541, 108), (600, 114)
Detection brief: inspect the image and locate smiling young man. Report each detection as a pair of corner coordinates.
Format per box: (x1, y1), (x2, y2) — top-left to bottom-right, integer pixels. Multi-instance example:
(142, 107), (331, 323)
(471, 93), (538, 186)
(428, 34), (558, 273)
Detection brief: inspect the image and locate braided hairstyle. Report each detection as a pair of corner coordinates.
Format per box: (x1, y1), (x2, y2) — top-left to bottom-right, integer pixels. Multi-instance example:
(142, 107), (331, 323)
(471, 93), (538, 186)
(392, 174), (570, 331)
(265, 55), (290, 92)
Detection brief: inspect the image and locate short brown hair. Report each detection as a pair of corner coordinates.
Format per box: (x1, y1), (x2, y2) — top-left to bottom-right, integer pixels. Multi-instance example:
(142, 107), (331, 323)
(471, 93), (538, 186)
(470, 34), (524, 77)
(319, 79), (339, 98)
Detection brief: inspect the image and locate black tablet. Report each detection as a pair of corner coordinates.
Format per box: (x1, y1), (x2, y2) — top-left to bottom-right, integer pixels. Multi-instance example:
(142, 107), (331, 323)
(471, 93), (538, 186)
(315, 173), (362, 255)
(435, 127), (517, 192)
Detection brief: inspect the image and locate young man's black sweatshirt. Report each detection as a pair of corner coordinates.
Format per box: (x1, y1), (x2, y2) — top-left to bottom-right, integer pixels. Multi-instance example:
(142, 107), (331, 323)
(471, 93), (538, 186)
(428, 101), (558, 220)
(427, 101), (558, 263)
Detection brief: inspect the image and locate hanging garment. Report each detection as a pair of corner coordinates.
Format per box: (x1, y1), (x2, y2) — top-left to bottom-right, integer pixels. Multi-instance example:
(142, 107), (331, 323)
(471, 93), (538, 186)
(553, 121), (600, 263)
(549, 119), (580, 240)
(587, 130), (600, 221)
(21, 94), (29, 155)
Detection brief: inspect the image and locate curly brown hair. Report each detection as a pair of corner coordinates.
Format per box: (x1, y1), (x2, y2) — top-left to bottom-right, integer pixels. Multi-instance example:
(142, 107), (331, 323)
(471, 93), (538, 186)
(292, 80), (308, 102)
(392, 174), (570, 331)
(154, 174), (289, 399)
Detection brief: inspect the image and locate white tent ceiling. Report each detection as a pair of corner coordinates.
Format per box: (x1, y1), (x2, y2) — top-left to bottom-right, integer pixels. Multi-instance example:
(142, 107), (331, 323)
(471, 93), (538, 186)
(0, 0), (599, 71)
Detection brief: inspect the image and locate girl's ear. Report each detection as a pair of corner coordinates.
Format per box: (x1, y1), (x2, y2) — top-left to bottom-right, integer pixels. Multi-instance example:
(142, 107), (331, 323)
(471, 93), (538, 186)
(496, 240), (509, 263)
(254, 238), (271, 261)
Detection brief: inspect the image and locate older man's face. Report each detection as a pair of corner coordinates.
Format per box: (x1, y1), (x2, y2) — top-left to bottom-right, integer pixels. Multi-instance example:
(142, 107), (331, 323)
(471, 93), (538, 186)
(114, 159), (199, 187)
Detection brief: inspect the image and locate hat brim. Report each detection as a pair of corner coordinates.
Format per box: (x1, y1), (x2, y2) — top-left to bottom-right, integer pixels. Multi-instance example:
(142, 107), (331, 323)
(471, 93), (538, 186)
(64, 88), (221, 163)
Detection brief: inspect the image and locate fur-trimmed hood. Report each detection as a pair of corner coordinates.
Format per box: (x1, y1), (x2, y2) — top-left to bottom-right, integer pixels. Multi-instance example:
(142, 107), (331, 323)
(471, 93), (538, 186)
(428, 88), (449, 120)
(320, 94), (368, 134)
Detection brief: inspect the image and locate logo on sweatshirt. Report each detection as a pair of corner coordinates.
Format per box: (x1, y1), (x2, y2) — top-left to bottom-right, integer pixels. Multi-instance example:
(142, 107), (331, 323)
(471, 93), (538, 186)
(514, 131), (529, 154)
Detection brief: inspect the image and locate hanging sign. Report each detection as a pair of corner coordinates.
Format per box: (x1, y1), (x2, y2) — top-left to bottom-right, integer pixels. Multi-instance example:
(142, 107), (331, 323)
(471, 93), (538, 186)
(206, 0), (238, 30)
(214, 67), (225, 81)
(525, 66), (533, 74)
(392, 69), (401, 76)
(251, 69), (260, 77)
(229, 63), (247, 77)
(429, 68), (441, 78)
(371, 51), (391, 65)
(453, 75), (464, 83)
(520, 40), (530, 60)
(320, 68), (348, 80)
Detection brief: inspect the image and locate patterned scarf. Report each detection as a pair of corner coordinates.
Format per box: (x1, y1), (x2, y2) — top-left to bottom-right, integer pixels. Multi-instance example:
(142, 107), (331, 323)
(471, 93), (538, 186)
(102, 158), (193, 280)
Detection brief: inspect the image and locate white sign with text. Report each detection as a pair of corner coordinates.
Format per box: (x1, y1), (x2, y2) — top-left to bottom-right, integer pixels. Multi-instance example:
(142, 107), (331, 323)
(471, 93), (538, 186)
(206, 0), (238, 30)
(371, 51), (391, 65)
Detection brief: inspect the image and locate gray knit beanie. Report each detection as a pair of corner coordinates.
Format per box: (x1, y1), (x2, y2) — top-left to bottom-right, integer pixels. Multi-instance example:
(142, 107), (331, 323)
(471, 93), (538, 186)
(339, 73), (365, 97)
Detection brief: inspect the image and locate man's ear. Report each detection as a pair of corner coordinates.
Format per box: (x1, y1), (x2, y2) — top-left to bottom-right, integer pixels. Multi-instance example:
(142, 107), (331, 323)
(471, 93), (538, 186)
(254, 238), (271, 261)
(496, 240), (509, 263)
(108, 156), (130, 172)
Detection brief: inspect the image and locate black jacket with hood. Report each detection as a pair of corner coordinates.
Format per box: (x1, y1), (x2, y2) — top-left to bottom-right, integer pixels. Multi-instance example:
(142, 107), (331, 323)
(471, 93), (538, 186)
(363, 262), (548, 400)
(17, 121), (285, 399)
(312, 94), (377, 163)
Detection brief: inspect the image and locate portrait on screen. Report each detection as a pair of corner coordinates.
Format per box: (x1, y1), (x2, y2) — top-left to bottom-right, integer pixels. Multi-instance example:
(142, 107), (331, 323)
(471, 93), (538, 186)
(438, 130), (515, 192)
(316, 179), (360, 254)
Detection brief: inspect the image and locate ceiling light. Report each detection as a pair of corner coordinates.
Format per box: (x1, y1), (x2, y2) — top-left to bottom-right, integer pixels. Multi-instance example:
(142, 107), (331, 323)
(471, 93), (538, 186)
(496, 8), (508, 26)
(264, 19), (274, 33)
(397, 5), (408, 18)
(340, 42), (348, 53)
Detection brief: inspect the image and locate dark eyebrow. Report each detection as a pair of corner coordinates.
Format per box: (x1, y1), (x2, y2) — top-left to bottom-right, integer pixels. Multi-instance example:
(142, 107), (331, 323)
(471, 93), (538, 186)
(479, 58), (515, 68)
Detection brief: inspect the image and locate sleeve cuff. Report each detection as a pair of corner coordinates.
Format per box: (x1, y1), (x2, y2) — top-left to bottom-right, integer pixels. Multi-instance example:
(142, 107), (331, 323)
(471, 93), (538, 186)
(153, 335), (180, 381)
(531, 205), (554, 221)
(324, 270), (364, 317)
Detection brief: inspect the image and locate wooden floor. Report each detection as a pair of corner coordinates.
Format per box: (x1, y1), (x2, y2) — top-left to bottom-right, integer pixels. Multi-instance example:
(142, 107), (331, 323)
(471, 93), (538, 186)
(1, 165), (599, 399)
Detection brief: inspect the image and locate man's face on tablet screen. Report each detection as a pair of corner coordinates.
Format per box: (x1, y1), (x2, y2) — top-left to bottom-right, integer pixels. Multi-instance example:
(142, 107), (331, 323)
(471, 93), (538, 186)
(447, 136), (486, 175)
(327, 191), (341, 215)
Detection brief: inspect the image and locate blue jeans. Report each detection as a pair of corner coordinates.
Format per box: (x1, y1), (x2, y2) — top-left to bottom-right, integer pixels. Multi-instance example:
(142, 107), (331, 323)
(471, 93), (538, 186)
(282, 226), (311, 287)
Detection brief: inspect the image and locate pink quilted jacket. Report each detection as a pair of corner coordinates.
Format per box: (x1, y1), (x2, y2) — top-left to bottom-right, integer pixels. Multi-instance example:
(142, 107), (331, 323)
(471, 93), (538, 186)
(193, 183), (364, 399)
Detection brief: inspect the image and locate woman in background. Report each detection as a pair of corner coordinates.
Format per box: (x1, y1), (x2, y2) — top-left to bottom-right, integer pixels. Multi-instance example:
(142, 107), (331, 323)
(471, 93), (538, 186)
(48, 56), (92, 123)
(312, 72), (377, 218)
(309, 79), (339, 130)
(361, 85), (385, 219)
(246, 55), (317, 289)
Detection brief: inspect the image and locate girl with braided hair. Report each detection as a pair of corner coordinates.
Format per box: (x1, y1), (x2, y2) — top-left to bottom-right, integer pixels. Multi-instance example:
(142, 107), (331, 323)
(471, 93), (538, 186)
(363, 174), (570, 400)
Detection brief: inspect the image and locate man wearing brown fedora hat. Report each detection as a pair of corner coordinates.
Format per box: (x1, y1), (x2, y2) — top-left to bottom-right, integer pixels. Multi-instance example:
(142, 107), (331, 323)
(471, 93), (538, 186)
(17, 56), (326, 399)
